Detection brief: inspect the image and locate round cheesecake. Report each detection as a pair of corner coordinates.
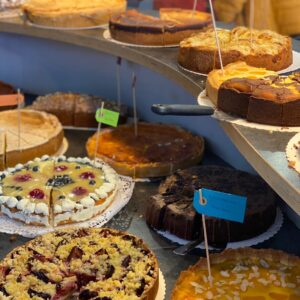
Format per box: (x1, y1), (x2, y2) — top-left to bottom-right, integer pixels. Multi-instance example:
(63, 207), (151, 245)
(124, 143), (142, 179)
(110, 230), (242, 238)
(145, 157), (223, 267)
(86, 122), (205, 178)
(23, 0), (126, 28)
(0, 155), (119, 226)
(0, 109), (64, 170)
(0, 228), (159, 299)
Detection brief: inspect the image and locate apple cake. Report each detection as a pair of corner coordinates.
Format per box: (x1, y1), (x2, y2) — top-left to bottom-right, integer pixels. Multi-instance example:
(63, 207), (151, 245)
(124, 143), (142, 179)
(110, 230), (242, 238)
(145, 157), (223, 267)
(206, 61), (277, 106)
(0, 110), (63, 170)
(0, 155), (119, 226)
(22, 0), (126, 28)
(0, 228), (159, 299)
(86, 122), (205, 178)
(172, 248), (300, 300)
(146, 165), (277, 243)
(218, 73), (300, 126)
(109, 8), (212, 46)
(178, 26), (292, 73)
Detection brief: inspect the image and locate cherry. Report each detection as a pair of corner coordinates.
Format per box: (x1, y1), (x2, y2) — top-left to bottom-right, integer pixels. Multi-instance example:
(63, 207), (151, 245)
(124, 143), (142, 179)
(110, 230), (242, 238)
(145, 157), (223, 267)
(72, 187), (88, 196)
(29, 189), (45, 199)
(14, 174), (32, 182)
(80, 172), (95, 179)
(55, 165), (68, 172)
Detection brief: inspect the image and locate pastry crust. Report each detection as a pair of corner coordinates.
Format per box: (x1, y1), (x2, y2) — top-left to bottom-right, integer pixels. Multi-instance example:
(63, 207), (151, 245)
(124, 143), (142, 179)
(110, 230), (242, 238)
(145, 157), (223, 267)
(86, 123), (205, 178)
(179, 27), (293, 73)
(0, 110), (64, 169)
(172, 248), (300, 300)
(23, 0), (126, 28)
(109, 9), (212, 46)
(0, 228), (159, 300)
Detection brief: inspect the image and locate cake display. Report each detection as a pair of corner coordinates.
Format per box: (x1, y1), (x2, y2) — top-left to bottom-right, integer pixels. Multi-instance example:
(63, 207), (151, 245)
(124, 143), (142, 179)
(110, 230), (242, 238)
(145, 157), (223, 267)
(0, 155), (119, 226)
(146, 166), (277, 242)
(109, 8), (212, 46)
(0, 227), (159, 299)
(218, 73), (300, 126)
(29, 92), (128, 127)
(86, 122), (205, 178)
(22, 0), (126, 28)
(206, 61), (277, 106)
(171, 248), (300, 299)
(178, 26), (292, 73)
(0, 110), (64, 169)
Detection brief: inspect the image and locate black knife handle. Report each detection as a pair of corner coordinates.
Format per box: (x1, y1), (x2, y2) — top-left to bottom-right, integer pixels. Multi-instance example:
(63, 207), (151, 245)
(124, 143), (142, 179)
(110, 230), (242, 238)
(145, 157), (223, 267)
(151, 104), (214, 116)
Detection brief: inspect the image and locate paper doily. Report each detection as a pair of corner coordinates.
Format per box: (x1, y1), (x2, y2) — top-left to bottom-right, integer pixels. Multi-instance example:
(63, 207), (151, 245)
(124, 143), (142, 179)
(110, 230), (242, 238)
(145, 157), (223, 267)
(0, 175), (135, 238)
(198, 90), (300, 133)
(157, 269), (166, 300)
(157, 207), (283, 250)
(286, 132), (300, 175)
(103, 29), (179, 48)
(178, 51), (300, 76)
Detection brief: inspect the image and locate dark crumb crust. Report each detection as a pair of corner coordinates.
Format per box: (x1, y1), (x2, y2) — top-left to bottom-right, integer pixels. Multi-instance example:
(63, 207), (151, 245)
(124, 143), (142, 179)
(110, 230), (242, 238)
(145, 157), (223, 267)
(0, 228), (159, 300)
(146, 165), (277, 242)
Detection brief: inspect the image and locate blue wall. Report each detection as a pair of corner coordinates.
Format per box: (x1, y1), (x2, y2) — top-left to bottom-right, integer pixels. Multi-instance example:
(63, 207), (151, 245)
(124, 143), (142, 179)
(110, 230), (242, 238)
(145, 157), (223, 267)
(0, 32), (254, 173)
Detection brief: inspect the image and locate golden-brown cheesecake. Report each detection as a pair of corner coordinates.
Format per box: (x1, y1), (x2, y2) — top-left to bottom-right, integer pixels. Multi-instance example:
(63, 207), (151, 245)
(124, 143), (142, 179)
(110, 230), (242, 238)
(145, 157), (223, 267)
(179, 26), (292, 73)
(0, 228), (159, 299)
(109, 8), (212, 46)
(0, 110), (63, 169)
(86, 122), (205, 178)
(23, 0), (126, 28)
(172, 248), (300, 300)
(206, 61), (277, 106)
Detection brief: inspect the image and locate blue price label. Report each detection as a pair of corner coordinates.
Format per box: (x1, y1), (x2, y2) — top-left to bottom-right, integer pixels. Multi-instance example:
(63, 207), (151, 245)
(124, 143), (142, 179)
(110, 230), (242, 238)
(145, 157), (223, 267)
(193, 188), (247, 223)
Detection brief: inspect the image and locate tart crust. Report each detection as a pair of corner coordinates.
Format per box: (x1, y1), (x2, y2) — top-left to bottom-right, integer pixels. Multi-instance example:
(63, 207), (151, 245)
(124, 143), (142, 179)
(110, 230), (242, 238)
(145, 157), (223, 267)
(0, 228), (159, 300)
(23, 0), (126, 28)
(0, 110), (64, 169)
(178, 27), (292, 73)
(171, 248), (300, 300)
(109, 9), (212, 46)
(86, 123), (205, 178)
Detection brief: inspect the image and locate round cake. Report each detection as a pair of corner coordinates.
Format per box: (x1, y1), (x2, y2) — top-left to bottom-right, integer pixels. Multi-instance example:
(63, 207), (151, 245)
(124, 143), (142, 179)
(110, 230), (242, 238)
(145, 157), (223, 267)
(178, 26), (292, 74)
(146, 166), (277, 243)
(22, 0), (126, 28)
(0, 155), (119, 226)
(86, 122), (205, 178)
(0, 227), (159, 299)
(206, 61), (277, 106)
(171, 248), (300, 299)
(109, 8), (211, 46)
(218, 73), (300, 126)
(0, 109), (64, 170)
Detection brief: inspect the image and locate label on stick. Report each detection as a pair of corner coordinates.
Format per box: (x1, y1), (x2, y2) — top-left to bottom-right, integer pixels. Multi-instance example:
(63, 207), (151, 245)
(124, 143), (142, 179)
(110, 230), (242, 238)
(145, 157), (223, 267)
(193, 188), (247, 223)
(95, 108), (119, 127)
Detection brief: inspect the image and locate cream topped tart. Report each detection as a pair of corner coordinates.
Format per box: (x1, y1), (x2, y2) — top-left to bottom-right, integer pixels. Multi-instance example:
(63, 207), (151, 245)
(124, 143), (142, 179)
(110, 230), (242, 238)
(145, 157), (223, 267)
(0, 155), (119, 226)
(172, 248), (300, 300)
(0, 228), (159, 300)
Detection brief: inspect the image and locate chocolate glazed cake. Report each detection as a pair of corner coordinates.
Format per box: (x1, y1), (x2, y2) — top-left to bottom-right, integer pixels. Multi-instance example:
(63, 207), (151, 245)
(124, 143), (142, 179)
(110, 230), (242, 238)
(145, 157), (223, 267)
(146, 166), (277, 243)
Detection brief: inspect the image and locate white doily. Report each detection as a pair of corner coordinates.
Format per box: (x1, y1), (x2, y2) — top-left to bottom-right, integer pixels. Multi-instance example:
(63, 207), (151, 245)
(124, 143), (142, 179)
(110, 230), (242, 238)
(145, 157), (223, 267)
(286, 132), (300, 174)
(0, 175), (134, 238)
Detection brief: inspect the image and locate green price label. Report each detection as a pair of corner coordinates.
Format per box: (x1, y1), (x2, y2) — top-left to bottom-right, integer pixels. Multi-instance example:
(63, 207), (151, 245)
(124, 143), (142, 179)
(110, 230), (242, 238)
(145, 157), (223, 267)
(95, 108), (119, 127)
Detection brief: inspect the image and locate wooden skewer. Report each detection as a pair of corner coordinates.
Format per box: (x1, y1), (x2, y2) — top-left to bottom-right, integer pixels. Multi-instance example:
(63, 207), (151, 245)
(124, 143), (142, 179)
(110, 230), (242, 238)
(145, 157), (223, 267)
(17, 89), (21, 152)
(200, 189), (213, 287)
(192, 0), (198, 16)
(250, 0), (254, 48)
(116, 57), (122, 108)
(93, 101), (105, 166)
(132, 72), (138, 137)
(208, 0), (224, 74)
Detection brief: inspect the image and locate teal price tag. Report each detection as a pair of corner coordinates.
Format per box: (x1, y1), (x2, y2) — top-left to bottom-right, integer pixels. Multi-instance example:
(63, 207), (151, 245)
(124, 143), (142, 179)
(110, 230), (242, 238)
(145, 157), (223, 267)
(95, 108), (119, 127)
(193, 188), (247, 223)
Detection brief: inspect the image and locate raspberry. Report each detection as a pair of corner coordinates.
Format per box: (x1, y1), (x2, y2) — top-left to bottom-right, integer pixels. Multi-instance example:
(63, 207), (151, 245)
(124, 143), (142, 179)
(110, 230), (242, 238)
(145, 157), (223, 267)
(80, 172), (95, 179)
(55, 165), (68, 172)
(29, 189), (45, 199)
(72, 187), (88, 196)
(14, 174), (32, 182)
